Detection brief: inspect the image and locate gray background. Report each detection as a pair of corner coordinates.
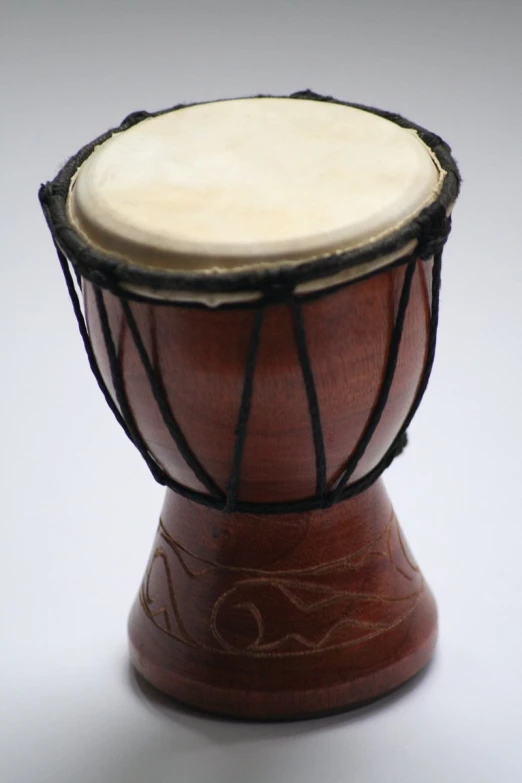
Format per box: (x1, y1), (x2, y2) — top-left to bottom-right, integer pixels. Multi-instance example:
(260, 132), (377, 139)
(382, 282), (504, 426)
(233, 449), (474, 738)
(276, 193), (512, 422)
(2, 1), (521, 781)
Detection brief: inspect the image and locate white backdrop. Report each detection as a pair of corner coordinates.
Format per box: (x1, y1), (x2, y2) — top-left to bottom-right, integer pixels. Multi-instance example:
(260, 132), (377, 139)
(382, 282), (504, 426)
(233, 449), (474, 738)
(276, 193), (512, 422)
(2, 1), (522, 781)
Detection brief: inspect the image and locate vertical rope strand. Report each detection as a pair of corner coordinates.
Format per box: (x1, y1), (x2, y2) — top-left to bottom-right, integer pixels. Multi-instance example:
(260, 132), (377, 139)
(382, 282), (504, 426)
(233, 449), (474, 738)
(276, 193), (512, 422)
(291, 298), (327, 499)
(413, 251), (442, 409)
(56, 245), (134, 441)
(120, 298), (225, 499)
(337, 251), (443, 503)
(331, 259), (417, 504)
(385, 252), (442, 449)
(93, 286), (168, 485)
(224, 307), (264, 512)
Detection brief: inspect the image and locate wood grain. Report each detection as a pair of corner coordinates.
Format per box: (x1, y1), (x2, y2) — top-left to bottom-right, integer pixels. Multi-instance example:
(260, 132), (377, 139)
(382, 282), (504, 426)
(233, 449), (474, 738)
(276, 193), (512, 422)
(128, 482), (437, 719)
(84, 257), (437, 719)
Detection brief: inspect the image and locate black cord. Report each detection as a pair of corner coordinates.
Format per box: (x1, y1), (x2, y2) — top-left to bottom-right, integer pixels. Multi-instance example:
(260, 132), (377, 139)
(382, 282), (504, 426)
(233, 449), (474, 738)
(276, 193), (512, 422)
(39, 91), (459, 515)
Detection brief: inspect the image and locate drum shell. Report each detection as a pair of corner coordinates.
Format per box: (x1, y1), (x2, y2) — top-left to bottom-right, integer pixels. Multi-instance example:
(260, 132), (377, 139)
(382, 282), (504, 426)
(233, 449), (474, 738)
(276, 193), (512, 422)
(83, 258), (432, 504)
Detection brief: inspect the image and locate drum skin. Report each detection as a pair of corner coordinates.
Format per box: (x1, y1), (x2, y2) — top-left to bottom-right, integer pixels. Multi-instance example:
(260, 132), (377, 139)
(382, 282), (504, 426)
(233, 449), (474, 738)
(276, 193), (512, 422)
(83, 256), (438, 719)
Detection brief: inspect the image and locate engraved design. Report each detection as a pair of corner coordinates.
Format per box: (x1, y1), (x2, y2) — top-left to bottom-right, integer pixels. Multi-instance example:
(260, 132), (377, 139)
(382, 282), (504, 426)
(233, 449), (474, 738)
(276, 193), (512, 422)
(139, 513), (424, 657)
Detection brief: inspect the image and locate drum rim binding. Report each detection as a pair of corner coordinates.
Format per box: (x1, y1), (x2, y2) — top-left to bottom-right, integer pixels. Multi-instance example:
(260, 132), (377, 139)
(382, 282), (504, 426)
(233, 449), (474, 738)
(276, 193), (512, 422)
(39, 89), (459, 300)
(38, 91), (461, 514)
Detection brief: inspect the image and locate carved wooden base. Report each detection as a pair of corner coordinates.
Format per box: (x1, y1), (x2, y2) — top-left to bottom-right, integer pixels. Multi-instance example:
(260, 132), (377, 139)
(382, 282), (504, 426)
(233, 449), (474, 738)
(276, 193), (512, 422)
(128, 480), (437, 720)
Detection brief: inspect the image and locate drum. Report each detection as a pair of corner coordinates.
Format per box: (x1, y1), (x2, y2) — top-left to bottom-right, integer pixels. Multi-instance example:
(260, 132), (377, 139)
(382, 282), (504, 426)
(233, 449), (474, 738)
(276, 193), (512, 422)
(39, 91), (460, 720)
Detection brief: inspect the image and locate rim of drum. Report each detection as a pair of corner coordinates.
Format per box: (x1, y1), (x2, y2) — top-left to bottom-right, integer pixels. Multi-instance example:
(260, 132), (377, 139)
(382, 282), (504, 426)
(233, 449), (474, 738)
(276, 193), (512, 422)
(38, 91), (461, 513)
(39, 90), (461, 301)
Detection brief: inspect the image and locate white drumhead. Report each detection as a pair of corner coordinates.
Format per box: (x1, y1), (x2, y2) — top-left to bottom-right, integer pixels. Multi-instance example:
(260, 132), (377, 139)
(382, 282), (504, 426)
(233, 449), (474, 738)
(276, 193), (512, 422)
(67, 97), (443, 276)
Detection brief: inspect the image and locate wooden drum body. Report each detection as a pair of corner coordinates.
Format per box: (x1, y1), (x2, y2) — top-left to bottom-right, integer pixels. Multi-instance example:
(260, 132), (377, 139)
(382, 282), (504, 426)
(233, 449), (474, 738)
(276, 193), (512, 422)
(40, 92), (460, 719)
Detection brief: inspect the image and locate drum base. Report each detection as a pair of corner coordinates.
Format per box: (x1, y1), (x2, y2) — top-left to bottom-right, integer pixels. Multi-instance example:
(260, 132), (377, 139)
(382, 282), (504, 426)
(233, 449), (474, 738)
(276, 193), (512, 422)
(128, 480), (437, 721)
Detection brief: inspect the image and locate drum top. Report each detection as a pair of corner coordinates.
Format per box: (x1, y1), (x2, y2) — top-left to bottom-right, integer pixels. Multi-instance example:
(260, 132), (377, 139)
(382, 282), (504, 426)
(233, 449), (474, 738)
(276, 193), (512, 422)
(67, 97), (444, 274)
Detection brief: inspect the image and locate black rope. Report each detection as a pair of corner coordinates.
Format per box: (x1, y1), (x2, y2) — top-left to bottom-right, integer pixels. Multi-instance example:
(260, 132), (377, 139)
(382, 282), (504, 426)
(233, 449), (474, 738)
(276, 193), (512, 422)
(39, 91), (459, 515)
(56, 245), (136, 445)
(38, 90), (459, 301)
(224, 307), (264, 512)
(330, 258), (417, 505)
(329, 251), (442, 506)
(383, 250), (443, 448)
(93, 286), (169, 486)
(120, 298), (226, 500)
(291, 298), (327, 499)
(55, 246), (416, 314)
(54, 246), (421, 515)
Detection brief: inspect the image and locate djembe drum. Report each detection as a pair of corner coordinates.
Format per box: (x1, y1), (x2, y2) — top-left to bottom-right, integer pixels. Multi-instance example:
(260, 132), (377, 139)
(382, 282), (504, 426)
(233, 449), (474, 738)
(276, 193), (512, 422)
(40, 91), (460, 720)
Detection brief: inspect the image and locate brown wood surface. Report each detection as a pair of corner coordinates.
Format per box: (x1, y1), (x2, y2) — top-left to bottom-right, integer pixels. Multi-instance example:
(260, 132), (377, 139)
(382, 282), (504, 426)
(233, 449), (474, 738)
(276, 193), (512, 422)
(128, 482), (437, 720)
(84, 260), (431, 501)
(84, 257), (437, 719)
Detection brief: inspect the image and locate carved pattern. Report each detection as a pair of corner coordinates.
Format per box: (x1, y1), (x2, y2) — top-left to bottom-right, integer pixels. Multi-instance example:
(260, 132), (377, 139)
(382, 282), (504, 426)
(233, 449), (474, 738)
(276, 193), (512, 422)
(139, 513), (424, 657)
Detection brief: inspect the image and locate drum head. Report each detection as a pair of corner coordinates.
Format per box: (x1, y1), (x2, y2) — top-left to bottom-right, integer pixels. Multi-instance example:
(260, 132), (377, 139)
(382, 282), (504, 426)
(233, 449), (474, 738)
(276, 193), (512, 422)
(67, 97), (443, 274)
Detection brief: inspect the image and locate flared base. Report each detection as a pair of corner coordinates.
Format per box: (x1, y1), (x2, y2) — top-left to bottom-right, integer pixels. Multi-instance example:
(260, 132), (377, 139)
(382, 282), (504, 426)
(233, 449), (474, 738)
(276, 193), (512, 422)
(128, 480), (437, 721)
